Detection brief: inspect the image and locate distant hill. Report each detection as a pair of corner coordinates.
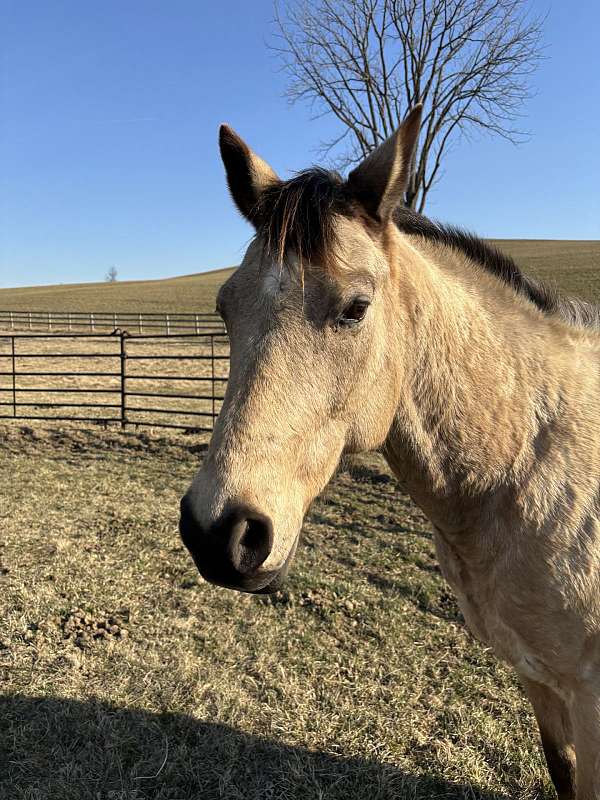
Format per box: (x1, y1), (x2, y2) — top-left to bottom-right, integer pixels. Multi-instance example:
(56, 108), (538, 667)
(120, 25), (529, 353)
(0, 268), (236, 313)
(1, 240), (598, 312)
(489, 239), (600, 303)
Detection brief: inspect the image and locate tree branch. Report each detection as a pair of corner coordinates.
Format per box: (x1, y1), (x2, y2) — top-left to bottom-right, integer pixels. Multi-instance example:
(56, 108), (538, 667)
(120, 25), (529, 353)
(273, 0), (544, 210)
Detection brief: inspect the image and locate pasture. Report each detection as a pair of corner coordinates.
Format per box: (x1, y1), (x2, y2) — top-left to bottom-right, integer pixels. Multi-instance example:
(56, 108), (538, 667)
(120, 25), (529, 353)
(0, 427), (551, 799)
(1, 238), (598, 799)
(0, 268), (235, 315)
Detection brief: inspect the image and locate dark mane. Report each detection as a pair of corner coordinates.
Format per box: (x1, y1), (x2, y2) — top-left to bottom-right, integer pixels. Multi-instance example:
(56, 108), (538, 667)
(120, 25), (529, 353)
(257, 168), (351, 269)
(256, 168), (599, 329)
(392, 207), (600, 329)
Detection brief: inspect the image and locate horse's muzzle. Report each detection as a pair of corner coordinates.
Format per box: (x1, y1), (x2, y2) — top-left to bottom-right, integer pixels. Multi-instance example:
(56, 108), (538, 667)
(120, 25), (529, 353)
(179, 494), (290, 594)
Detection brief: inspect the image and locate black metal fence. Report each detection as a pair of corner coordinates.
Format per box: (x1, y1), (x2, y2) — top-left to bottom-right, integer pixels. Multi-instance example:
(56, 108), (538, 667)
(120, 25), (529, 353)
(0, 309), (225, 335)
(0, 331), (230, 433)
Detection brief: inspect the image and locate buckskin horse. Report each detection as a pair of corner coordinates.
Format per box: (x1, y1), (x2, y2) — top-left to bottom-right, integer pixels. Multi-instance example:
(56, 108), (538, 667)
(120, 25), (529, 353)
(180, 106), (600, 798)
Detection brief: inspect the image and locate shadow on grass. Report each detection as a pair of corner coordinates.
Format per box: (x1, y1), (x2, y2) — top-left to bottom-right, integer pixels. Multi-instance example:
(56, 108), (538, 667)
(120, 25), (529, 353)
(0, 694), (513, 800)
(307, 509), (431, 542)
(365, 572), (464, 623)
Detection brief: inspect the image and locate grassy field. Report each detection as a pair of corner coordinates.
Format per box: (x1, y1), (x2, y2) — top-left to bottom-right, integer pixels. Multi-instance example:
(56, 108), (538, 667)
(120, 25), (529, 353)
(0, 426), (552, 800)
(1, 239), (599, 314)
(0, 268), (235, 314)
(489, 239), (600, 302)
(2, 237), (598, 799)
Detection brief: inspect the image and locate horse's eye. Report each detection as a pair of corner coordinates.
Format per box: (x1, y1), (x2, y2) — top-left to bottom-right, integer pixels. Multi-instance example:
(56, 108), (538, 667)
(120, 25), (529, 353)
(339, 296), (370, 327)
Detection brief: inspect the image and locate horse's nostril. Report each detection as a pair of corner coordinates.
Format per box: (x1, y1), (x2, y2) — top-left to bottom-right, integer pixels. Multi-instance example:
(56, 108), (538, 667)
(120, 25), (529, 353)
(242, 518), (266, 552)
(228, 512), (274, 575)
(180, 497), (274, 584)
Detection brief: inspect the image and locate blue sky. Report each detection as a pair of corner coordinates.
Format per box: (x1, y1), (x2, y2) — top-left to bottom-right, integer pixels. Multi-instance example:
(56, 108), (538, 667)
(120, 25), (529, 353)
(1, 0), (598, 289)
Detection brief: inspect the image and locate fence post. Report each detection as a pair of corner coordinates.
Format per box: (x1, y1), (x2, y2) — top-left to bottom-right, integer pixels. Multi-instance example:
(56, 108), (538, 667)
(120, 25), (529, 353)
(11, 336), (16, 417)
(166, 314), (170, 336)
(28, 311), (32, 330)
(91, 313), (95, 332)
(68, 312), (71, 331)
(120, 331), (127, 429)
(210, 336), (216, 424)
(48, 311), (52, 331)
(138, 313), (142, 334)
(195, 314), (199, 334)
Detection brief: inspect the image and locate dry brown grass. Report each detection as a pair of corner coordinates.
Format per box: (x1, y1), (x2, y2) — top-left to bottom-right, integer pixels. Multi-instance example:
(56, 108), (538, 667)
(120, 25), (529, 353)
(1, 426), (553, 799)
(0, 269), (235, 314)
(3, 238), (597, 798)
(489, 239), (600, 303)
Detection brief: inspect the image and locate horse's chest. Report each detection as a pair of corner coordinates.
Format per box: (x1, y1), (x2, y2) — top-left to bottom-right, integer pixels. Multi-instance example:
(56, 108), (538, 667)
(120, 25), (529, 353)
(433, 529), (492, 644)
(432, 528), (571, 691)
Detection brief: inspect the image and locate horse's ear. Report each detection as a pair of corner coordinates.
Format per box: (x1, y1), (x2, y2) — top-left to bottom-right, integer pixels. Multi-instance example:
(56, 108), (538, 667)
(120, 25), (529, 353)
(219, 125), (280, 226)
(347, 105), (422, 222)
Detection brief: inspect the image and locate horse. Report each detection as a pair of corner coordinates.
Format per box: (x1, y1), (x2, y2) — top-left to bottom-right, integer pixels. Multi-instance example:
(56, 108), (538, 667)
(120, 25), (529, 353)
(180, 106), (600, 798)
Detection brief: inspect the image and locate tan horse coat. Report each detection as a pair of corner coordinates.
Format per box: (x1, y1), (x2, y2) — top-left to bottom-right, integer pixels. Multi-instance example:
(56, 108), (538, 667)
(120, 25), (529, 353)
(181, 108), (600, 798)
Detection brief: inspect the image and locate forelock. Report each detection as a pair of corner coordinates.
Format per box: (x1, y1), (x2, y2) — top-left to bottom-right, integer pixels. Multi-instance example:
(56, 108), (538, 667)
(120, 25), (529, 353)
(256, 168), (357, 273)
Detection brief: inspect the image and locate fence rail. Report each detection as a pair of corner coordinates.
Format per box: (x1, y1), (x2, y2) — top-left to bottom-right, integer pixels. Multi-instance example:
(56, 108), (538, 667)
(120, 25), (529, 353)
(0, 309), (225, 335)
(0, 331), (229, 433)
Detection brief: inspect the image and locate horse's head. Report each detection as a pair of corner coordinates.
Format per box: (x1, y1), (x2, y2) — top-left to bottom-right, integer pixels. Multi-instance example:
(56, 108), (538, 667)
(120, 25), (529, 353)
(180, 107), (422, 593)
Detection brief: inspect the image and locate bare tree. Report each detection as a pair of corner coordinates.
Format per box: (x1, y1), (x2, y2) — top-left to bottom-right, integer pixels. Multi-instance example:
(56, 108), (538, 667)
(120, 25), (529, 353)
(105, 265), (118, 283)
(274, 0), (544, 211)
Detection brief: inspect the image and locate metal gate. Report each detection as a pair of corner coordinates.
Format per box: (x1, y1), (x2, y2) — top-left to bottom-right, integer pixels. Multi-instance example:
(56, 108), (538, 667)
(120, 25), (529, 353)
(0, 331), (229, 432)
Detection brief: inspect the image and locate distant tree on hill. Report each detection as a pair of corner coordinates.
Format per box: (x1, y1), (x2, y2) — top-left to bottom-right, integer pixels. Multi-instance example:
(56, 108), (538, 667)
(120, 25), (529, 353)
(105, 266), (118, 283)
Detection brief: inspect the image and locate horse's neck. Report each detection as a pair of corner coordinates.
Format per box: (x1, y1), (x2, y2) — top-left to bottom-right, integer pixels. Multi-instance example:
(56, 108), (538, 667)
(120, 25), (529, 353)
(383, 237), (596, 535)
